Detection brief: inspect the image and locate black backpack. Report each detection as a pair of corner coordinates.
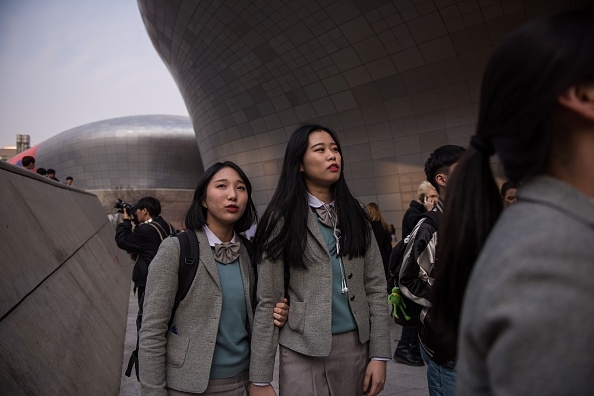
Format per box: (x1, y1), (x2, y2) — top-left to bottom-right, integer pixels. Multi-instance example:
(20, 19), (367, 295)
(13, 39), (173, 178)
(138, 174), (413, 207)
(387, 212), (438, 328)
(125, 229), (255, 380)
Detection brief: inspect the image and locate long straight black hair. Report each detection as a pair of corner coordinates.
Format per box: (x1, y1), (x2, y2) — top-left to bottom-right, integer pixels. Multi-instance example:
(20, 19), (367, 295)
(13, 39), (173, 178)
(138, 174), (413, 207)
(255, 123), (371, 268)
(183, 161), (257, 233)
(431, 6), (594, 340)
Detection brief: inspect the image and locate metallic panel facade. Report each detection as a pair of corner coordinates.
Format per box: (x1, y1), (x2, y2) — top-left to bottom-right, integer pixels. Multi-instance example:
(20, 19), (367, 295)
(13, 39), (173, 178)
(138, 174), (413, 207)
(137, 0), (582, 227)
(34, 114), (203, 190)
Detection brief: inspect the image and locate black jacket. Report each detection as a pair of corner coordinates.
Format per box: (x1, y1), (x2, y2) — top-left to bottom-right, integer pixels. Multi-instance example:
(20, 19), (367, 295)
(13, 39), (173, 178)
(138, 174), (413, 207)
(115, 216), (174, 289)
(402, 200), (426, 239)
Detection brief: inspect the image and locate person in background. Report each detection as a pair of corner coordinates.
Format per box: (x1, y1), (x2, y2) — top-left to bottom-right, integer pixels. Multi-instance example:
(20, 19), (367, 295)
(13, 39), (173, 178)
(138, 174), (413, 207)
(21, 156), (35, 170)
(500, 180), (519, 208)
(431, 7), (594, 395)
(36, 168), (47, 176)
(139, 161), (288, 395)
(46, 168), (59, 182)
(366, 202), (393, 282)
(65, 176), (74, 186)
(392, 179), (439, 368)
(249, 124), (391, 396)
(398, 145), (465, 395)
(115, 196), (175, 379)
(402, 181), (439, 239)
(388, 224), (397, 246)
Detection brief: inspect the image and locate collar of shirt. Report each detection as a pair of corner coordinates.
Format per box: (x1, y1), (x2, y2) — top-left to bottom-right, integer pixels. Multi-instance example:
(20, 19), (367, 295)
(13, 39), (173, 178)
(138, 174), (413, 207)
(307, 192), (336, 209)
(142, 217), (154, 224)
(203, 225), (237, 248)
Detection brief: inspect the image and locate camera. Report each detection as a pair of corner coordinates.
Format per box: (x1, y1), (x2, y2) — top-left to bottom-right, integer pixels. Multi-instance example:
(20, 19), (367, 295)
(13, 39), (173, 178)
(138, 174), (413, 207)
(114, 199), (137, 216)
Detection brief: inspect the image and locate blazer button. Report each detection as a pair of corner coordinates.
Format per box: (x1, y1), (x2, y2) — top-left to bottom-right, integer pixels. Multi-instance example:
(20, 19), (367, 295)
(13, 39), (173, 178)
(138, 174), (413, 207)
(347, 273), (353, 279)
(350, 295), (355, 301)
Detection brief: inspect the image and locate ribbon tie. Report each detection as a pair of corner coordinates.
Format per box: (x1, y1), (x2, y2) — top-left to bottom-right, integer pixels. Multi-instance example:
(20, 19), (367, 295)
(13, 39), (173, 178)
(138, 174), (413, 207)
(315, 204), (337, 228)
(214, 241), (240, 264)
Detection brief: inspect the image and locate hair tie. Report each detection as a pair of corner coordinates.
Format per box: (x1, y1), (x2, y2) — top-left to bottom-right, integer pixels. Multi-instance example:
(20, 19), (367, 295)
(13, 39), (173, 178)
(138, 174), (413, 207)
(470, 135), (495, 156)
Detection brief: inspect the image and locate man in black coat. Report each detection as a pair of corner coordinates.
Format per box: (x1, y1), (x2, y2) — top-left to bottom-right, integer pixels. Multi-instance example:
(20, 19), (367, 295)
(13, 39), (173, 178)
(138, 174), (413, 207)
(115, 196), (174, 379)
(115, 196), (174, 304)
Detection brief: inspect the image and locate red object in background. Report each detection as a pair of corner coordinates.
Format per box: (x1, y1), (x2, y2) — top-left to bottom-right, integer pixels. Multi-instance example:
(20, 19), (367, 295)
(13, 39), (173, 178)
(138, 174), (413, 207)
(8, 146), (39, 169)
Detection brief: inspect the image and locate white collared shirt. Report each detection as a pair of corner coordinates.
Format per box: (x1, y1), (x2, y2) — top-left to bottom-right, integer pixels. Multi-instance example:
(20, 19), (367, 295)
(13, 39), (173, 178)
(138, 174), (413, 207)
(203, 225), (237, 248)
(307, 192), (336, 209)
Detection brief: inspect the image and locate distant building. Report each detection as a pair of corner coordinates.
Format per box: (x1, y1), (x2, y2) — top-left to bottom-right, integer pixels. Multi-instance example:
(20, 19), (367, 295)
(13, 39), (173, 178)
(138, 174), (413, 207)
(16, 134), (30, 153)
(1, 133), (29, 161)
(0, 146), (17, 161)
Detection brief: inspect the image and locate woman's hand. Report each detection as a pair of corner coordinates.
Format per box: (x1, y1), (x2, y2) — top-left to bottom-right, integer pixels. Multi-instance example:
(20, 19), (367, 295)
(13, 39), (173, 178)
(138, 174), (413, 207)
(363, 360), (386, 395)
(249, 383), (277, 396)
(273, 298), (289, 327)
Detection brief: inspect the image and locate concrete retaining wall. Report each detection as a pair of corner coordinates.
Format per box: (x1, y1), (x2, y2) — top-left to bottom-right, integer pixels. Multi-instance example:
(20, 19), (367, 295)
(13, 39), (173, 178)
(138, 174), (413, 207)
(0, 161), (131, 395)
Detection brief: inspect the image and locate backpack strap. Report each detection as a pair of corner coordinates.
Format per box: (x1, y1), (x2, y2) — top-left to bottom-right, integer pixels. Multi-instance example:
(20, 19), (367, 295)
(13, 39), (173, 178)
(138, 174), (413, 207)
(165, 221), (175, 236)
(148, 221), (169, 241)
(168, 230), (200, 330)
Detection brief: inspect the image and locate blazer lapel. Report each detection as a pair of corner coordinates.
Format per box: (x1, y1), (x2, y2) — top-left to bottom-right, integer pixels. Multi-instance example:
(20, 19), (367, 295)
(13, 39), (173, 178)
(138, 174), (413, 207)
(307, 209), (330, 254)
(196, 229), (222, 290)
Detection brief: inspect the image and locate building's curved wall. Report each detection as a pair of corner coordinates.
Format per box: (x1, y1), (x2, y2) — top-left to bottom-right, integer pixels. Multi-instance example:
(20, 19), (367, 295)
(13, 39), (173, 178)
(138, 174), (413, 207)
(138, 0), (582, 230)
(33, 114), (203, 190)
(0, 161), (130, 395)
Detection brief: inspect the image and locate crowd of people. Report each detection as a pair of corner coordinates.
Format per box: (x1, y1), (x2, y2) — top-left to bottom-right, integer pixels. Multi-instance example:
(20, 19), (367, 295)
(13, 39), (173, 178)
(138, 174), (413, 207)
(108, 6), (593, 396)
(18, 155), (74, 185)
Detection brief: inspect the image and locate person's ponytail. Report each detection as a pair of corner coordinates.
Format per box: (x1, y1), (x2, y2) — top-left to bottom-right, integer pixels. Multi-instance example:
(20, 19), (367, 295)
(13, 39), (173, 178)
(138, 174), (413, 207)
(431, 146), (503, 339)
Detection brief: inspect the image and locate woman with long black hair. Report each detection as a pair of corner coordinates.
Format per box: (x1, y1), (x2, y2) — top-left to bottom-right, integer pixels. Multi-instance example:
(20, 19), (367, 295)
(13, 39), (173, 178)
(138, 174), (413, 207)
(249, 124), (391, 396)
(431, 7), (594, 395)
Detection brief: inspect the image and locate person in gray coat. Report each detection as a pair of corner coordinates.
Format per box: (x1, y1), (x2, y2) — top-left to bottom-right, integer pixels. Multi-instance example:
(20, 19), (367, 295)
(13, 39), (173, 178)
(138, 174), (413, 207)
(139, 161), (288, 396)
(249, 124), (392, 396)
(430, 6), (594, 395)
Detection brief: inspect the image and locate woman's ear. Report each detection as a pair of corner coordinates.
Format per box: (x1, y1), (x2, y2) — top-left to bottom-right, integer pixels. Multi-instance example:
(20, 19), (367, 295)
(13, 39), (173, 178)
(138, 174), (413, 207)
(558, 82), (594, 122)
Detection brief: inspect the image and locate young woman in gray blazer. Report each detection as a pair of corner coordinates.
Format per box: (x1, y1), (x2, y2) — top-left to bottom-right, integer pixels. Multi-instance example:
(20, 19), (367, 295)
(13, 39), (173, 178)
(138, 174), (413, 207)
(249, 125), (392, 396)
(430, 7), (594, 395)
(139, 161), (288, 396)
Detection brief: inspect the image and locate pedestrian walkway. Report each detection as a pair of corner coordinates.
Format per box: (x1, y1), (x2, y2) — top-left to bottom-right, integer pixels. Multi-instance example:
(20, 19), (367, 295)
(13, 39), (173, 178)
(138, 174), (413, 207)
(119, 286), (428, 395)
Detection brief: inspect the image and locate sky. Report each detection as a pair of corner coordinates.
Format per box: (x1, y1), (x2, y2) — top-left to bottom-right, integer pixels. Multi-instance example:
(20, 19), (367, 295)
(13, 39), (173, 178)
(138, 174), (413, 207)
(0, 0), (189, 148)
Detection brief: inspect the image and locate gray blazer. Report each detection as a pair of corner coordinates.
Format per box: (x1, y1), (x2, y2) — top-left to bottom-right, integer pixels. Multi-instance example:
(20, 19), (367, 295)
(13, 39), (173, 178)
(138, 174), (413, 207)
(457, 176), (594, 395)
(249, 209), (392, 383)
(139, 229), (255, 395)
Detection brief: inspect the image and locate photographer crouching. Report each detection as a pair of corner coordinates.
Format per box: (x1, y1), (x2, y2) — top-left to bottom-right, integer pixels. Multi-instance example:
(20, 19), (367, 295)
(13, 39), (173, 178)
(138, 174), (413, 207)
(115, 196), (175, 380)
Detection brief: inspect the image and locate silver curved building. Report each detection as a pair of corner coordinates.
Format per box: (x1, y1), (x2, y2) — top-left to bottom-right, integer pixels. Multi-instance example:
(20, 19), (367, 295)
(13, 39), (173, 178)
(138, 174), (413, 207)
(20, 114), (204, 228)
(137, 0), (580, 229)
(34, 114), (202, 190)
